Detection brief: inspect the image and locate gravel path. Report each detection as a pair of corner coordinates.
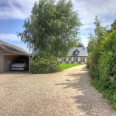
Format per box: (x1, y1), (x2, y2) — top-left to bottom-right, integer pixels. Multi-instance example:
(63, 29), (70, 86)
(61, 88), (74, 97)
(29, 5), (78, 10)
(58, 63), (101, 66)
(0, 65), (116, 116)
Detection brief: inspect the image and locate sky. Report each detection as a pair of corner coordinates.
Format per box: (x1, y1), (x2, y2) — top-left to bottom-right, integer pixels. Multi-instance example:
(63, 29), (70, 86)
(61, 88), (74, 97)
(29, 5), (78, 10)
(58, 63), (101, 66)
(0, 0), (116, 53)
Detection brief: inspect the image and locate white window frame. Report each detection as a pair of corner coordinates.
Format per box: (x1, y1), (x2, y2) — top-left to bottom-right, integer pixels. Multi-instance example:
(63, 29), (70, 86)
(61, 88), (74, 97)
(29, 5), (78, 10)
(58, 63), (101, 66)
(62, 58), (66, 63)
(81, 57), (85, 62)
(74, 57), (78, 62)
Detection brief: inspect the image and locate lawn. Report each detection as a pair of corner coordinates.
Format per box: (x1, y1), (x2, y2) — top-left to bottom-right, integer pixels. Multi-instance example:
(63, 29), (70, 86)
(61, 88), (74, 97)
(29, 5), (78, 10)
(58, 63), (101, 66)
(59, 64), (83, 70)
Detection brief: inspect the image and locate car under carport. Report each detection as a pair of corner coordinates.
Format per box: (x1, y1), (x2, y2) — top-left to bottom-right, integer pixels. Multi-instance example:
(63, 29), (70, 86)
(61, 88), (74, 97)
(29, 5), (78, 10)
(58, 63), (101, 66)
(0, 40), (32, 73)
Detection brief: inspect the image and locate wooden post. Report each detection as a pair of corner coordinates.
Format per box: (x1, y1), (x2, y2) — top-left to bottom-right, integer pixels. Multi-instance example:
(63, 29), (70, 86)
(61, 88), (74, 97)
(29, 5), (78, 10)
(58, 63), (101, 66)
(29, 56), (31, 73)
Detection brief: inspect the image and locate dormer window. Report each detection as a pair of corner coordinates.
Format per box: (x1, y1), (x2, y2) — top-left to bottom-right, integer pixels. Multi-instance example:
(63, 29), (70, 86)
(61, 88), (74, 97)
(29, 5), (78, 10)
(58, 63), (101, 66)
(74, 48), (79, 55)
(75, 51), (78, 55)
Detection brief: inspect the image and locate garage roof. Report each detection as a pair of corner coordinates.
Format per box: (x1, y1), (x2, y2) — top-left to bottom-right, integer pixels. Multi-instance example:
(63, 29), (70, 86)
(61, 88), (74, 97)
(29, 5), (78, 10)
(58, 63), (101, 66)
(0, 40), (31, 56)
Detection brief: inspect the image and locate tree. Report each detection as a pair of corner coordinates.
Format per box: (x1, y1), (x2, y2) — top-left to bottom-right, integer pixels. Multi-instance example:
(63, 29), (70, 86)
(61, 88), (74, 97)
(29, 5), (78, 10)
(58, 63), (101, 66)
(77, 42), (84, 47)
(111, 19), (116, 31)
(18, 0), (81, 56)
(87, 16), (108, 78)
(87, 32), (96, 53)
(87, 18), (116, 109)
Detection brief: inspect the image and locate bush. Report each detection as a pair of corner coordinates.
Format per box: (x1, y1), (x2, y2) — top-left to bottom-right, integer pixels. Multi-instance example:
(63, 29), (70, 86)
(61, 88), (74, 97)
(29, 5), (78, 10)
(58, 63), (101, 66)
(31, 51), (60, 73)
(78, 61), (81, 64)
(71, 61), (74, 63)
(66, 61), (69, 63)
(60, 61), (62, 63)
(89, 31), (116, 109)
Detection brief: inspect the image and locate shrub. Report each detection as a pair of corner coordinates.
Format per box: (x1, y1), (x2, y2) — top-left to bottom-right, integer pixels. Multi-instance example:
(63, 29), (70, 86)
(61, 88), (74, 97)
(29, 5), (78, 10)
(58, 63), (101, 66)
(90, 31), (116, 109)
(71, 61), (74, 63)
(60, 61), (62, 63)
(78, 61), (81, 64)
(66, 61), (69, 63)
(31, 51), (60, 73)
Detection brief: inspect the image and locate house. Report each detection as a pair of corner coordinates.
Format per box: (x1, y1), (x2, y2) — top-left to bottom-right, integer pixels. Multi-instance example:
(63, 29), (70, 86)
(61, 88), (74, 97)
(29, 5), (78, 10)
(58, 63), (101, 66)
(0, 40), (31, 73)
(59, 47), (88, 64)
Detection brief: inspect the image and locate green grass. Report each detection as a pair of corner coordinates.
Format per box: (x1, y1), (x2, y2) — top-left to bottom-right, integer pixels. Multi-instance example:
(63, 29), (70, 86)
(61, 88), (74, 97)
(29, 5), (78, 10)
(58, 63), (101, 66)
(59, 64), (83, 70)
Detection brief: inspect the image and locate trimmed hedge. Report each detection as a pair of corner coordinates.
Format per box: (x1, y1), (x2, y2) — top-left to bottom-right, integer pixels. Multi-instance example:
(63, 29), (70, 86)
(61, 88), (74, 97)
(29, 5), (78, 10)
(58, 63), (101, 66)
(31, 51), (60, 73)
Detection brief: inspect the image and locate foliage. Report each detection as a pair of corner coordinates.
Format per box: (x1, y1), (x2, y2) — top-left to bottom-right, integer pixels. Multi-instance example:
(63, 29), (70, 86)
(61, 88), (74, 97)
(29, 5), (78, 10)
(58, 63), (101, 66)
(87, 16), (116, 109)
(59, 64), (82, 70)
(77, 42), (84, 47)
(31, 51), (60, 73)
(98, 51), (112, 82)
(87, 33), (96, 53)
(87, 16), (108, 79)
(111, 19), (116, 31)
(18, 0), (82, 57)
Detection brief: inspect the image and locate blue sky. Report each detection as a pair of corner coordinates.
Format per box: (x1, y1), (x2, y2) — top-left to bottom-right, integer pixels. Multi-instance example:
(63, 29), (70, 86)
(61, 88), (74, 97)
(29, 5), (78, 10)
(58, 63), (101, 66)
(0, 0), (116, 52)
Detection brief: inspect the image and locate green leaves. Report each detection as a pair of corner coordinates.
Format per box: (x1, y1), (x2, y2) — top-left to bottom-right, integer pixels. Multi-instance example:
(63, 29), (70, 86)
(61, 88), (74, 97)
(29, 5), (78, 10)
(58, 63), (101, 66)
(18, 0), (81, 56)
(31, 51), (60, 73)
(88, 17), (116, 110)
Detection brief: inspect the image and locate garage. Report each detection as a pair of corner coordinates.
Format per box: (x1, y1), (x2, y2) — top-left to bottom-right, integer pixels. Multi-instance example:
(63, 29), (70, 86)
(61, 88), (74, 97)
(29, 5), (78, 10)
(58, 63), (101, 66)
(0, 40), (31, 73)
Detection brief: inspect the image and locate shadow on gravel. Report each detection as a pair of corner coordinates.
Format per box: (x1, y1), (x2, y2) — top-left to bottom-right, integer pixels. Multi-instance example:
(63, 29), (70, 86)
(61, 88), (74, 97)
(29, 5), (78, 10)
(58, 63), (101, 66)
(55, 66), (98, 116)
(1, 71), (29, 75)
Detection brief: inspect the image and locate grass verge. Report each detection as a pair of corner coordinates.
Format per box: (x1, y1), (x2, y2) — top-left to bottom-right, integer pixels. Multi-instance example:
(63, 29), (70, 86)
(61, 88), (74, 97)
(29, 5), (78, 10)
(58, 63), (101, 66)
(59, 64), (83, 70)
(91, 79), (116, 110)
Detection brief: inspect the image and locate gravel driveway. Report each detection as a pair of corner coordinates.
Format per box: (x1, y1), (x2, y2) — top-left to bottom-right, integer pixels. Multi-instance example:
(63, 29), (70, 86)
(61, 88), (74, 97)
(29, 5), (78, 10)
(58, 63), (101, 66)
(0, 65), (116, 116)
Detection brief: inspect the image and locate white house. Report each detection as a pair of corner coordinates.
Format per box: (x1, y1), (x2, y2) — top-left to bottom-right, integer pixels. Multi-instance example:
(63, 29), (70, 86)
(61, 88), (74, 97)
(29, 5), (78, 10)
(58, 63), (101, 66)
(59, 47), (88, 64)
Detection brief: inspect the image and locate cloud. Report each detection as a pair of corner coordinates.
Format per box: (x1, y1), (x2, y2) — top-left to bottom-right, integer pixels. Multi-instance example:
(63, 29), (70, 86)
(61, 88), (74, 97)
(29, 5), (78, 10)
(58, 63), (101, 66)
(0, 0), (116, 47)
(72, 0), (116, 46)
(0, 33), (20, 41)
(0, 0), (37, 19)
(73, 0), (116, 29)
(1, 0), (116, 24)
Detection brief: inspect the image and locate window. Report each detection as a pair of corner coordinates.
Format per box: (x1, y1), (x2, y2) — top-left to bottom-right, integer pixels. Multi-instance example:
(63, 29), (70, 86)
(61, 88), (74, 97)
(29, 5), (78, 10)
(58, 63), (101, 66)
(62, 58), (66, 62)
(81, 57), (85, 62)
(74, 58), (78, 62)
(68, 57), (71, 61)
(75, 51), (78, 55)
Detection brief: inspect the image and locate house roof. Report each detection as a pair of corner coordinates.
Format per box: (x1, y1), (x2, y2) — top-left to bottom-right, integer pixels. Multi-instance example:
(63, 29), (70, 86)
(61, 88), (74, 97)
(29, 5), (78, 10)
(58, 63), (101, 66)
(68, 47), (88, 57)
(0, 40), (31, 56)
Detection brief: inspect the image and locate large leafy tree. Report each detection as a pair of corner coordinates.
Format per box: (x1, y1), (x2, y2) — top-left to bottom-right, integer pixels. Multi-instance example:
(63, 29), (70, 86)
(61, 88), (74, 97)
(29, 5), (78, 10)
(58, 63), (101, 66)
(18, 0), (81, 56)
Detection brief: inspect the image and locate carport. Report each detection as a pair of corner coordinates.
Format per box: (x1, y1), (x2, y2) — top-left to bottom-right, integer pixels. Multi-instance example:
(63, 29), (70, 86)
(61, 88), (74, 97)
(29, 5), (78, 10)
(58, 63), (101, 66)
(0, 40), (32, 73)
(3, 55), (31, 72)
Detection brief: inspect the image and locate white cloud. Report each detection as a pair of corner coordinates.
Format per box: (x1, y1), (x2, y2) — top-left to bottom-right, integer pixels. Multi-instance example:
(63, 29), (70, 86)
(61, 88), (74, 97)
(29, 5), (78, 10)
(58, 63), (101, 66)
(73, 0), (116, 29)
(0, 0), (37, 19)
(0, 33), (20, 41)
(72, 0), (116, 46)
(0, 0), (116, 46)
(1, 0), (116, 24)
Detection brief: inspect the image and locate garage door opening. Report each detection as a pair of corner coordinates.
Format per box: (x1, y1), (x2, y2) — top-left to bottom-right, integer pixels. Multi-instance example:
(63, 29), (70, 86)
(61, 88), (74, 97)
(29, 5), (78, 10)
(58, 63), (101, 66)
(3, 55), (30, 73)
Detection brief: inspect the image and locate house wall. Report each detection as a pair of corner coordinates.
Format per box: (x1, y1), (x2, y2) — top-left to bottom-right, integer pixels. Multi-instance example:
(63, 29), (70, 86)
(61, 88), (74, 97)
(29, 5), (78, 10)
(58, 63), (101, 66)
(59, 56), (87, 63)
(84, 57), (86, 62)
